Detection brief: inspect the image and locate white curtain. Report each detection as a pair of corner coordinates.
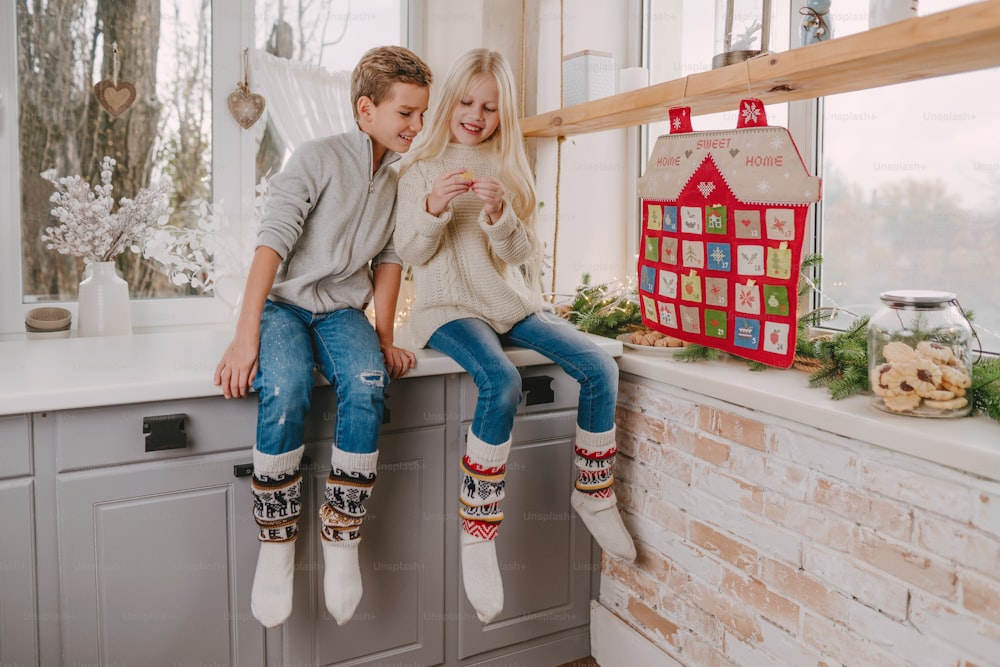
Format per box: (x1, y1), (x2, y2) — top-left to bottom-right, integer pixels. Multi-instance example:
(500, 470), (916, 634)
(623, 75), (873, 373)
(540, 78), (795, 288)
(249, 50), (354, 153)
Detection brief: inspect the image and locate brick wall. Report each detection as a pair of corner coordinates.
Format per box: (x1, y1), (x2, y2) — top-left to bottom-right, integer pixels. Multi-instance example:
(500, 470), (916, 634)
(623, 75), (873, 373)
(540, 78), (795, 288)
(603, 374), (1000, 667)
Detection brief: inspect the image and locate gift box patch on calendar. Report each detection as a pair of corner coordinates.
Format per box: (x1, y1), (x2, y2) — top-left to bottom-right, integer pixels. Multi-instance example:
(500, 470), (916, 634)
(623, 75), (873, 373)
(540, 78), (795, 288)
(636, 99), (822, 368)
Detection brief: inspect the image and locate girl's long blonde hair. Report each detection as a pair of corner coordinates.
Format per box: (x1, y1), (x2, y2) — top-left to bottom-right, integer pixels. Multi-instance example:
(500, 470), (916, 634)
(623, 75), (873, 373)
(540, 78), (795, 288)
(401, 49), (545, 300)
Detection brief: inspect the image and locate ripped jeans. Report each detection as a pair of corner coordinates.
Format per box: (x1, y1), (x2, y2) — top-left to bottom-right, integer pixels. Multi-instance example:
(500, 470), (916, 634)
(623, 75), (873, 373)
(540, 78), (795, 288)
(253, 300), (388, 455)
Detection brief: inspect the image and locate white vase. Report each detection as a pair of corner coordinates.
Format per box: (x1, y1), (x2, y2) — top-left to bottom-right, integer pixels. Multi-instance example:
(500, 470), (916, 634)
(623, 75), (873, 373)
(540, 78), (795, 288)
(77, 261), (133, 337)
(869, 0), (918, 28)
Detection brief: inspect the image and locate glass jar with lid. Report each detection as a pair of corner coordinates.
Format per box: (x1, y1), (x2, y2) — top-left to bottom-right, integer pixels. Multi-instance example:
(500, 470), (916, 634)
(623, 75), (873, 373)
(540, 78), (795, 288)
(868, 290), (974, 418)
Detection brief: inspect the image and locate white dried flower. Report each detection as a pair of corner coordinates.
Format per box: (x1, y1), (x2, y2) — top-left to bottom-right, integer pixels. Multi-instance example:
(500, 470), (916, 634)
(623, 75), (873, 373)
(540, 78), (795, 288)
(41, 158), (268, 300)
(139, 174), (268, 296)
(40, 156), (172, 263)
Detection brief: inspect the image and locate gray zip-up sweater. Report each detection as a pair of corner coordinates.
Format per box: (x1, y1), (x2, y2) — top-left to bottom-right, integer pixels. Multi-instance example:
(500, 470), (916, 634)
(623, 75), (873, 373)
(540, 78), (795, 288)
(256, 127), (402, 313)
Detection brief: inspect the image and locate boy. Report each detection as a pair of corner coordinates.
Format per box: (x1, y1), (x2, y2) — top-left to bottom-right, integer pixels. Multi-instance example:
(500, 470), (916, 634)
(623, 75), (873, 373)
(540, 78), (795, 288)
(214, 46), (431, 628)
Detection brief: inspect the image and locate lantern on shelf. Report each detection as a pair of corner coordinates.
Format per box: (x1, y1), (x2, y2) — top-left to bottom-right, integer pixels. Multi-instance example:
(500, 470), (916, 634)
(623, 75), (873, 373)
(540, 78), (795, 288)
(713, 0), (772, 68)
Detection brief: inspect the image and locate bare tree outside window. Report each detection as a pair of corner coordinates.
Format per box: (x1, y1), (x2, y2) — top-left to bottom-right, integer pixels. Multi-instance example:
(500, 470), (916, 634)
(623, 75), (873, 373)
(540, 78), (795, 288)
(17, 0), (212, 302)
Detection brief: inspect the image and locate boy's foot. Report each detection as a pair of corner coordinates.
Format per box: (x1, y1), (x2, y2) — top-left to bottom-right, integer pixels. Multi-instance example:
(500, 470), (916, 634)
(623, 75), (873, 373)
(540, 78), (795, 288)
(461, 533), (504, 623)
(323, 539), (363, 625)
(571, 490), (637, 563)
(251, 541), (296, 627)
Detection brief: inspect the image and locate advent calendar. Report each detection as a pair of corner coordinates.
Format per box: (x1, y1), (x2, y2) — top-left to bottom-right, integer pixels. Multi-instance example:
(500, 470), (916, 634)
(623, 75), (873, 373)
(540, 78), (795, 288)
(636, 99), (822, 368)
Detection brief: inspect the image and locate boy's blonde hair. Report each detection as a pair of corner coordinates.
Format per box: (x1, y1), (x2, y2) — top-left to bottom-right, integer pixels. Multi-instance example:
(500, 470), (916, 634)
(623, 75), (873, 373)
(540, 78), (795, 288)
(351, 46), (433, 120)
(402, 49), (543, 297)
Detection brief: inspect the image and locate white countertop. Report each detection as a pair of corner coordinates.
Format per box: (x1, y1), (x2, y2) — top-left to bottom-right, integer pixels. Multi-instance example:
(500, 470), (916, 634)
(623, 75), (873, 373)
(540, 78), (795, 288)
(3, 324), (997, 482)
(0, 323), (623, 415)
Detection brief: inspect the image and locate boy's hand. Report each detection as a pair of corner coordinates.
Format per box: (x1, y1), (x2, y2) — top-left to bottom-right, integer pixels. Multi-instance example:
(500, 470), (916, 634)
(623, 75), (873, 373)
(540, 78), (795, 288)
(382, 343), (417, 379)
(470, 176), (505, 223)
(214, 336), (259, 399)
(426, 168), (473, 216)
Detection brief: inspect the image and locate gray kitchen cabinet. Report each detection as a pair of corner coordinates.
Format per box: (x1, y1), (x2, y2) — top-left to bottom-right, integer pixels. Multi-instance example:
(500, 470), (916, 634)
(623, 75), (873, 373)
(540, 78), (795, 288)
(456, 365), (596, 666)
(20, 364), (598, 666)
(280, 377), (448, 667)
(45, 396), (265, 667)
(0, 414), (39, 667)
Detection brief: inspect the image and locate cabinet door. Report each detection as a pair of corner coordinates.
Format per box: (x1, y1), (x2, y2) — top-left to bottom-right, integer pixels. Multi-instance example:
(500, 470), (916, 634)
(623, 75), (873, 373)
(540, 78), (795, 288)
(458, 411), (597, 660)
(0, 477), (38, 667)
(57, 450), (264, 667)
(283, 425), (447, 667)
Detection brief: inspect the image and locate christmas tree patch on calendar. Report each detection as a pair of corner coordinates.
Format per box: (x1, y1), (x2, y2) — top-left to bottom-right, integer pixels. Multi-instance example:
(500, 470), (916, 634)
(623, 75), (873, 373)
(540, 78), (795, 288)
(637, 99), (821, 368)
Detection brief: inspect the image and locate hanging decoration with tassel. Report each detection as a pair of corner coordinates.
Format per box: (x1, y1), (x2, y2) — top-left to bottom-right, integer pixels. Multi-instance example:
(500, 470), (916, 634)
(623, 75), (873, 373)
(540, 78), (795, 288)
(228, 48), (266, 129)
(94, 42), (137, 118)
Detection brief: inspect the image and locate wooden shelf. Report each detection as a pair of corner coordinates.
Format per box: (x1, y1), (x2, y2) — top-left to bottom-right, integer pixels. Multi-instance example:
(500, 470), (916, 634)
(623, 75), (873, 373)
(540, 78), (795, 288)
(520, 1), (1000, 138)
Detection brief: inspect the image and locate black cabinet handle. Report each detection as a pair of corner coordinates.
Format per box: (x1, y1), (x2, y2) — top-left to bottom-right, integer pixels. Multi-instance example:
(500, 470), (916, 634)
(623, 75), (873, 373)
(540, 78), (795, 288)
(522, 374), (555, 406)
(143, 414), (187, 452)
(233, 462), (254, 478)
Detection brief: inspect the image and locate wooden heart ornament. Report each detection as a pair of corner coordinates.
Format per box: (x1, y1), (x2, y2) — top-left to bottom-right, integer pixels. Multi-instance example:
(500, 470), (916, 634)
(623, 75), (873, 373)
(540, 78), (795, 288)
(94, 80), (137, 117)
(228, 87), (265, 129)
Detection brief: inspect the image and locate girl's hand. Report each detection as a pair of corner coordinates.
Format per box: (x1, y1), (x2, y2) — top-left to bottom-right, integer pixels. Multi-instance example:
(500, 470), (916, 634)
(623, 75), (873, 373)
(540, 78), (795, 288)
(470, 176), (504, 224)
(426, 168), (474, 216)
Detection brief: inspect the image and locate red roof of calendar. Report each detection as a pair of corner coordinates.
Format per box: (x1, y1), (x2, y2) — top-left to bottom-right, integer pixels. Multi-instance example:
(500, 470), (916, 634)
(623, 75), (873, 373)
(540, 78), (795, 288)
(637, 101), (821, 206)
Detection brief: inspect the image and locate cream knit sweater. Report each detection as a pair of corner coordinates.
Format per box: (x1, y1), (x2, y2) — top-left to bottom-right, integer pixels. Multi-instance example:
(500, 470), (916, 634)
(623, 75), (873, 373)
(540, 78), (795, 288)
(395, 143), (543, 347)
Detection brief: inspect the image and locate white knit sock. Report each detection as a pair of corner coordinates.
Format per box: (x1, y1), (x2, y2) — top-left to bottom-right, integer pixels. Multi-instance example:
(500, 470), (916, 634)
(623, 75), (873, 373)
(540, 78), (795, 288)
(249, 446), (304, 628)
(571, 489), (636, 562)
(251, 541), (296, 627)
(461, 531), (504, 623)
(572, 427), (636, 563)
(320, 447), (378, 625)
(322, 539), (363, 625)
(459, 431), (511, 623)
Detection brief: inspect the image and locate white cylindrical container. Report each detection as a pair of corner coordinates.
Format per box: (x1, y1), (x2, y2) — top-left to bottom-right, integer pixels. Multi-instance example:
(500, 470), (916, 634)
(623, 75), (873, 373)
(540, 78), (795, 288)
(869, 0), (918, 28)
(77, 261), (133, 337)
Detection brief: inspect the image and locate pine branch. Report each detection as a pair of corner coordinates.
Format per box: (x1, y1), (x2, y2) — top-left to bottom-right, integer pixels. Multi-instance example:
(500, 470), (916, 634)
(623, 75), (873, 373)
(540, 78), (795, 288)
(970, 356), (1000, 422)
(562, 273), (643, 338)
(797, 252), (823, 300)
(805, 315), (871, 398)
(673, 344), (723, 362)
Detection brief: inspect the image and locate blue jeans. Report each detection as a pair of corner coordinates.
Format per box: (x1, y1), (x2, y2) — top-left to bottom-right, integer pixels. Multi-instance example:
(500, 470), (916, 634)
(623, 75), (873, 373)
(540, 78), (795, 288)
(428, 314), (619, 445)
(253, 300), (388, 455)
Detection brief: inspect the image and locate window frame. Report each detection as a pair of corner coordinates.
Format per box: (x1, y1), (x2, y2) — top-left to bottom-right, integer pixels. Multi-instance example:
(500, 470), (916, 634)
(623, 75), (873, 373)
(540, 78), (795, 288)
(0, 0), (253, 335)
(0, 0), (19, 335)
(0, 0), (412, 336)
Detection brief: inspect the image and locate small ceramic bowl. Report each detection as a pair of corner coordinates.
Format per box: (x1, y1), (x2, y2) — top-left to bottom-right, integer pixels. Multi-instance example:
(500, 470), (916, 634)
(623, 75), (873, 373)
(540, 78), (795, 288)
(25, 306), (72, 338)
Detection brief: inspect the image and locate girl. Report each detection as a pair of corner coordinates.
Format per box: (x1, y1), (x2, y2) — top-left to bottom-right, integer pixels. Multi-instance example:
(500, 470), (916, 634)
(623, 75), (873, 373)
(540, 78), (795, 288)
(395, 49), (635, 624)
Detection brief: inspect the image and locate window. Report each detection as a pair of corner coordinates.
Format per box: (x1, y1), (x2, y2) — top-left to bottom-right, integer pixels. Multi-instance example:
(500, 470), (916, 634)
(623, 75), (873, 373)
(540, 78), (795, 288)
(817, 0), (999, 354)
(641, 0), (999, 354)
(0, 0), (407, 334)
(16, 0), (214, 303)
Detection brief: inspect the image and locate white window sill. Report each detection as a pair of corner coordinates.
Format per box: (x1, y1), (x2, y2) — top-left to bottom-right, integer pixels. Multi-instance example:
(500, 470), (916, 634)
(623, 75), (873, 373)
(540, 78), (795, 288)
(0, 324), (623, 416)
(8, 324), (996, 482)
(618, 350), (1000, 483)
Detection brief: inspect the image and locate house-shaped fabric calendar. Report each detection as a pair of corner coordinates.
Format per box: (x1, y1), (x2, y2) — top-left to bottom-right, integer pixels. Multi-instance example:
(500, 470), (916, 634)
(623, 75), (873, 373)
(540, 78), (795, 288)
(636, 99), (822, 368)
